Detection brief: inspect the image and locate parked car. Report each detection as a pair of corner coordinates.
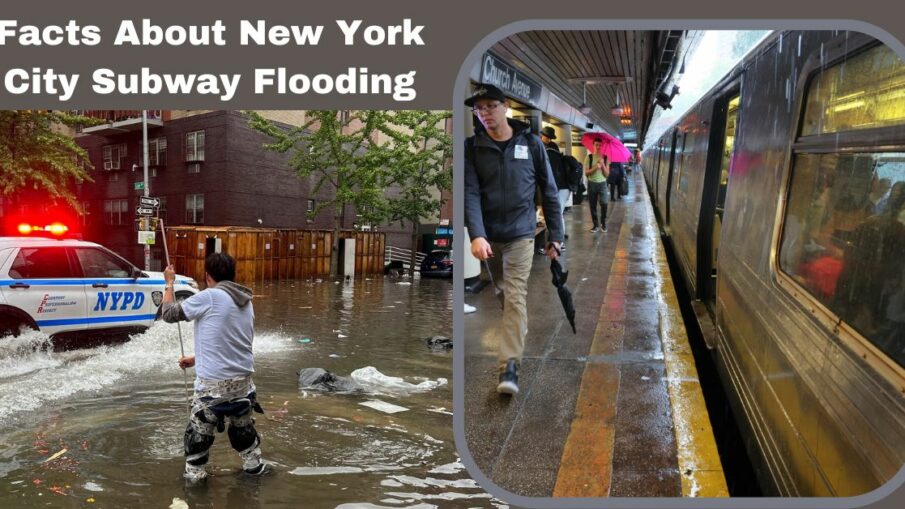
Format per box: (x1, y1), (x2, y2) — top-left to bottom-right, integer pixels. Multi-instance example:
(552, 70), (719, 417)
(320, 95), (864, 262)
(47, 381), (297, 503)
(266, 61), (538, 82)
(0, 231), (198, 344)
(419, 250), (452, 278)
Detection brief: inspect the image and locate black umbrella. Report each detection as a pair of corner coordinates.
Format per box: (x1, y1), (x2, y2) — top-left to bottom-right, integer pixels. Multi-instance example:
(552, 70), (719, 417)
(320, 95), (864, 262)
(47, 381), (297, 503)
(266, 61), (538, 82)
(550, 257), (577, 334)
(483, 260), (504, 310)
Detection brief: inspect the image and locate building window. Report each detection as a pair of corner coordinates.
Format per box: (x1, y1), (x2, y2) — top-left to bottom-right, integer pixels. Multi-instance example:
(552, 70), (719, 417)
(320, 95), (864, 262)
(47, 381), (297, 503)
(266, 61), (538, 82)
(157, 196), (168, 224)
(306, 199), (316, 223)
(104, 199), (129, 225)
(81, 201), (91, 226)
(778, 43), (905, 368)
(103, 143), (127, 170)
(185, 131), (205, 162)
(143, 137), (168, 167)
(186, 194), (204, 224)
(187, 162), (201, 174)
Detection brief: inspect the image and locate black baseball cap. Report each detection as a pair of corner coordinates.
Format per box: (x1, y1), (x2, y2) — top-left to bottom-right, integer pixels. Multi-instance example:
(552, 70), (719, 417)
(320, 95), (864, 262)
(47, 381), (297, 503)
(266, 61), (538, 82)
(465, 83), (507, 107)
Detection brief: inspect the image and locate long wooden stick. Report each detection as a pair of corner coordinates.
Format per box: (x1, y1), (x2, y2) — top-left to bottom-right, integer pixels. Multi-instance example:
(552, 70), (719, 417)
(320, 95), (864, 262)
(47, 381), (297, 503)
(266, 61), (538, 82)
(160, 218), (191, 417)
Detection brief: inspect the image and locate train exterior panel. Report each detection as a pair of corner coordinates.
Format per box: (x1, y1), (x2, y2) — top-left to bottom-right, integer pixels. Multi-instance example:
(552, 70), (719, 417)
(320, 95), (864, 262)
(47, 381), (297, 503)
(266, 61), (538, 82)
(642, 30), (905, 496)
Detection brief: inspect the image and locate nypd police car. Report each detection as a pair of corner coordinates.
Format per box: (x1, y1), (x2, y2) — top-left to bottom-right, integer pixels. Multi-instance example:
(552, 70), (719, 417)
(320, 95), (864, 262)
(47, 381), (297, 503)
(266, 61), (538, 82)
(0, 236), (198, 340)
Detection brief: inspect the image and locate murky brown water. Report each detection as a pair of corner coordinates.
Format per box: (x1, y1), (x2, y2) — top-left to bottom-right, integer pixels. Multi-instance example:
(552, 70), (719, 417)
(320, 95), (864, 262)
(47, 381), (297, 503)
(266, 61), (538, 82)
(1, 277), (501, 508)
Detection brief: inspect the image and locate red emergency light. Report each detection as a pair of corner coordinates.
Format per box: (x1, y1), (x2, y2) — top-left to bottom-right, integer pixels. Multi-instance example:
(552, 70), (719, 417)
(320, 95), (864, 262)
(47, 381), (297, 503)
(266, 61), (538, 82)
(16, 222), (69, 236)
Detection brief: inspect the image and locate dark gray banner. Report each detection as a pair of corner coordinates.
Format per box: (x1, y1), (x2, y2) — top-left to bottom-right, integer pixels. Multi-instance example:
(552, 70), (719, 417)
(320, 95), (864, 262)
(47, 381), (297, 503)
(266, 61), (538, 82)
(0, 0), (904, 108)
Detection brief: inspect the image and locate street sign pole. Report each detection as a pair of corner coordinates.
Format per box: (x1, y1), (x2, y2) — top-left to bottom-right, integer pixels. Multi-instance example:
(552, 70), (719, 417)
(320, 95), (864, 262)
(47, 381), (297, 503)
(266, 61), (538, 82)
(142, 110), (151, 271)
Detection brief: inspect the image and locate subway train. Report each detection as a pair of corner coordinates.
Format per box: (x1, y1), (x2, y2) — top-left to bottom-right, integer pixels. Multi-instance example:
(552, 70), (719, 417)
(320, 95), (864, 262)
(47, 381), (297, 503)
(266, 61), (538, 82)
(641, 30), (905, 496)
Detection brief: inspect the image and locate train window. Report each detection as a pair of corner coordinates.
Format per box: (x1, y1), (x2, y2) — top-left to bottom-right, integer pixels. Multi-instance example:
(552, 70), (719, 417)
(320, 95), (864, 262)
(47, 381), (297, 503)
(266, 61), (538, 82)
(781, 43), (905, 369)
(676, 132), (693, 196)
(801, 45), (905, 136)
(781, 154), (905, 366)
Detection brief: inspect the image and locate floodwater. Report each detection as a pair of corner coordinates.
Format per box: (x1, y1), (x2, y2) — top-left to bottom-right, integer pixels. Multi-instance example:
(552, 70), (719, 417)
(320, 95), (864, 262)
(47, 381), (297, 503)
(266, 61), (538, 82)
(0, 276), (500, 508)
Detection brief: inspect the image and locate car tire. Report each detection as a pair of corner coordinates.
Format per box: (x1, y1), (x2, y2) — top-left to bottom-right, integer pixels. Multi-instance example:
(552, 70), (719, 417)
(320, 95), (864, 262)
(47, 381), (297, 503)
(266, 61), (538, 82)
(0, 313), (37, 338)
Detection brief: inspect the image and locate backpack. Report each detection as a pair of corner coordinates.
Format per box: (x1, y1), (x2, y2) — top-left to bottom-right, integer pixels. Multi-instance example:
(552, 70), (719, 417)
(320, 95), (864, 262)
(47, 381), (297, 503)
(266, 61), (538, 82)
(563, 155), (583, 191)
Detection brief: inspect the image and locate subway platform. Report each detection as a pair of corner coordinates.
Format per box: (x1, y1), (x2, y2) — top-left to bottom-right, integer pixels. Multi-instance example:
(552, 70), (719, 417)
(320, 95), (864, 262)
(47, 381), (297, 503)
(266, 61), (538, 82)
(463, 170), (727, 498)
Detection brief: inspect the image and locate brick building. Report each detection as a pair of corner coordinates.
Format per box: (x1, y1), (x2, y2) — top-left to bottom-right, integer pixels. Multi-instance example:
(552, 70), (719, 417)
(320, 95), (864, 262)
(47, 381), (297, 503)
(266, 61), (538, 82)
(66, 110), (451, 270)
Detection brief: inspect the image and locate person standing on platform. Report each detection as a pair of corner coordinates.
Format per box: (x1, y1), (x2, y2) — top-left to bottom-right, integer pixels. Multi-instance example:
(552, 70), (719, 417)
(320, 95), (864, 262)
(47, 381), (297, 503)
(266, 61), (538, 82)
(586, 139), (610, 232)
(608, 161), (625, 201)
(541, 125), (571, 249)
(464, 83), (564, 395)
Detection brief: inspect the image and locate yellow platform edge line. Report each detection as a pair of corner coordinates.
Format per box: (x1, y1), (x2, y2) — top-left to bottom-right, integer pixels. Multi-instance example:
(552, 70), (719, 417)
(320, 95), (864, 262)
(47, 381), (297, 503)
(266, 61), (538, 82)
(552, 219), (632, 497)
(643, 184), (729, 498)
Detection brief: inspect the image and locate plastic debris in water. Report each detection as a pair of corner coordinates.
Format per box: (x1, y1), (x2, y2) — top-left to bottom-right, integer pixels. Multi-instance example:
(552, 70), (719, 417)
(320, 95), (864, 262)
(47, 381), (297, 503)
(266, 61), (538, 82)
(87, 498), (95, 503)
(298, 338), (311, 344)
(49, 485), (68, 496)
(359, 399), (409, 414)
(337, 334), (347, 338)
(170, 498), (190, 509)
(329, 354), (341, 358)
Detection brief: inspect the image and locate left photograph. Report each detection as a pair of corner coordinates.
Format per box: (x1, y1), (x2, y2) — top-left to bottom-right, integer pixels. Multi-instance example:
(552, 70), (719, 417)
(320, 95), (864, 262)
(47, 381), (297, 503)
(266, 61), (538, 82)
(0, 110), (496, 507)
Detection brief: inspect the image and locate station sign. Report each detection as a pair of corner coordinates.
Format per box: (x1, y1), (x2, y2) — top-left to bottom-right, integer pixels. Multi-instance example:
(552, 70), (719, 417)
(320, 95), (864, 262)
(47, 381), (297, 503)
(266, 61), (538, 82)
(139, 196), (160, 208)
(481, 52), (543, 107)
(136, 206), (154, 215)
(134, 181), (145, 190)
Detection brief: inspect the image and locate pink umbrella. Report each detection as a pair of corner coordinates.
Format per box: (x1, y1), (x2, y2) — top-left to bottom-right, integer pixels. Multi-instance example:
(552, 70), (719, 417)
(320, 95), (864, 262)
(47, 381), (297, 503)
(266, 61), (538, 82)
(581, 132), (632, 163)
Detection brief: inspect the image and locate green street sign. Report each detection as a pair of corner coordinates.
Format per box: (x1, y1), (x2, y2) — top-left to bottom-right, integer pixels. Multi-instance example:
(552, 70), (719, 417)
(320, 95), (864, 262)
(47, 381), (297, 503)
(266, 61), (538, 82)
(134, 181), (145, 190)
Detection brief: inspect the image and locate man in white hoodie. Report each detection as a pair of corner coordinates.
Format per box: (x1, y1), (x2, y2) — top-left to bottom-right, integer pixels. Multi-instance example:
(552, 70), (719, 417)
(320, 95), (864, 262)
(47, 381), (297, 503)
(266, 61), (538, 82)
(161, 253), (265, 482)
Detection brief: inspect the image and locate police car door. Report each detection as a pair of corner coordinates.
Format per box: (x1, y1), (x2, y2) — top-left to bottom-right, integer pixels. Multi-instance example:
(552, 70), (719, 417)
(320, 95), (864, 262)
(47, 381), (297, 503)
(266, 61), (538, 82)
(72, 246), (153, 331)
(1, 246), (88, 335)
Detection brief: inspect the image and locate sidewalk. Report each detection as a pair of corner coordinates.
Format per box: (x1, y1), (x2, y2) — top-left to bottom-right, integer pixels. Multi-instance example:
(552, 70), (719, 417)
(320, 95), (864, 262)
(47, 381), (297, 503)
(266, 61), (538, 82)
(463, 170), (727, 498)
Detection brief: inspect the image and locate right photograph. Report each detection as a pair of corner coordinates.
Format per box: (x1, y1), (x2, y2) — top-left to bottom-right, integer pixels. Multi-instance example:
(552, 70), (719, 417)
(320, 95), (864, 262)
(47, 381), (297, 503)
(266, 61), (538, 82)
(460, 29), (905, 499)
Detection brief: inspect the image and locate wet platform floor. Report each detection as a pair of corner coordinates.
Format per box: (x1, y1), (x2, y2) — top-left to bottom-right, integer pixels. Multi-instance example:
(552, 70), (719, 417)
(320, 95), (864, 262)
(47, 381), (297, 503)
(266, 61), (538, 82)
(463, 170), (727, 499)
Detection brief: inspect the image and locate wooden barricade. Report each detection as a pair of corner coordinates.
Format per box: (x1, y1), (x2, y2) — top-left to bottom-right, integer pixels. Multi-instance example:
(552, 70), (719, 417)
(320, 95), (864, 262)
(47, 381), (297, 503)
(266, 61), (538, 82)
(164, 226), (384, 286)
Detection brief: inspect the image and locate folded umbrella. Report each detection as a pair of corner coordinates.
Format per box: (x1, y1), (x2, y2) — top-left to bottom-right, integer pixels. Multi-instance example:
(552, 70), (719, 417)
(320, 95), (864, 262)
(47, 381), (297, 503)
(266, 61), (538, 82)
(483, 260), (504, 310)
(581, 131), (632, 164)
(550, 258), (577, 334)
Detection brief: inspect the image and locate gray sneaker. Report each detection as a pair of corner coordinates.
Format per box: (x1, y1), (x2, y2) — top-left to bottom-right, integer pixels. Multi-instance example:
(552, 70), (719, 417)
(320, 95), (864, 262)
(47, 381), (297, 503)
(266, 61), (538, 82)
(590, 226), (599, 233)
(602, 225), (608, 233)
(244, 462), (271, 476)
(184, 464), (208, 483)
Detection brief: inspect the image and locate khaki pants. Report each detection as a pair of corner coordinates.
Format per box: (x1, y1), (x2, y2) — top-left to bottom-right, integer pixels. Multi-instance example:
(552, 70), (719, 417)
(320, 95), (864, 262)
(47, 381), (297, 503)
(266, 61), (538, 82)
(487, 239), (534, 372)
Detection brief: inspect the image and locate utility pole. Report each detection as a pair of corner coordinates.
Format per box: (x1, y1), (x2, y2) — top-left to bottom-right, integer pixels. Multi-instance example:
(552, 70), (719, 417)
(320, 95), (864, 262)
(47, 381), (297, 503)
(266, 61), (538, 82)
(142, 110), (151, 271)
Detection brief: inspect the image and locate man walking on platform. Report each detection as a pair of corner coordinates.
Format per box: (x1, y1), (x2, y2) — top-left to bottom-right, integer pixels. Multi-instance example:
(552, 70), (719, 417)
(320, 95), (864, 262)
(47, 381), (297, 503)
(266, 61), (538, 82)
(464, 83), (564, 395)
(586, 139), (610, 232)
(541, 125), (571, 248)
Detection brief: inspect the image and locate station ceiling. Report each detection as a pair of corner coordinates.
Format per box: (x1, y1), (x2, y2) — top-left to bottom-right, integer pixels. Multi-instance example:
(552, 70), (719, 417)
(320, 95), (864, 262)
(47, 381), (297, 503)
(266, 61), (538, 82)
(489, 30), (692, 144)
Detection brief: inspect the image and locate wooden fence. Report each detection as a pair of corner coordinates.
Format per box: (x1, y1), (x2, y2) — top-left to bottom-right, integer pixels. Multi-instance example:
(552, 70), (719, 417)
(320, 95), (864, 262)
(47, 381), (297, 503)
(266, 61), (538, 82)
(165, 226), (385, 286)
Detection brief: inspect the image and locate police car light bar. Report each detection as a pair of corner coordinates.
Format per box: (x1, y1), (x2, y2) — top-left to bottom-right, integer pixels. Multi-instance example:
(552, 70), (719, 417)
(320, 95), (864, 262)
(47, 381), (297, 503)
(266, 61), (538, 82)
(17, 222), (69, 236)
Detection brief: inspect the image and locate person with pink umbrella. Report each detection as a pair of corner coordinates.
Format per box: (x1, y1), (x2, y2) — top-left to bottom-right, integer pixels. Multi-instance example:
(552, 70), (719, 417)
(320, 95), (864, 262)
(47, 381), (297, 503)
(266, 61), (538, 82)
(581, 132), (632, 232)
(583, 137), (610, 232)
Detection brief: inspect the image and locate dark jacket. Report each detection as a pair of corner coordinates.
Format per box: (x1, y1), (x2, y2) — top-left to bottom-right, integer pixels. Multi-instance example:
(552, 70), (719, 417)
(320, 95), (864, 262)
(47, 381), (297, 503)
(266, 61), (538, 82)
(465, 119), (564, 243)
(607, 162), (625, 185)
(544, 141), (570, 191)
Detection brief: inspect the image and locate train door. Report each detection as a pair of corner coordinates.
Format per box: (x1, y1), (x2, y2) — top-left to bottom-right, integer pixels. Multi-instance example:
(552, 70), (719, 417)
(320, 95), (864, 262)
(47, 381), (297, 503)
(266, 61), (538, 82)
(664, 129), (680, 229)
(699, 91), (741, 310)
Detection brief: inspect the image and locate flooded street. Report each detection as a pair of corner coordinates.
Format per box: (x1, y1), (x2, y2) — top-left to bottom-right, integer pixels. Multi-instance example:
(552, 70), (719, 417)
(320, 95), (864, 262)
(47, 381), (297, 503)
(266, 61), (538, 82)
(1, 276), (497, 508)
